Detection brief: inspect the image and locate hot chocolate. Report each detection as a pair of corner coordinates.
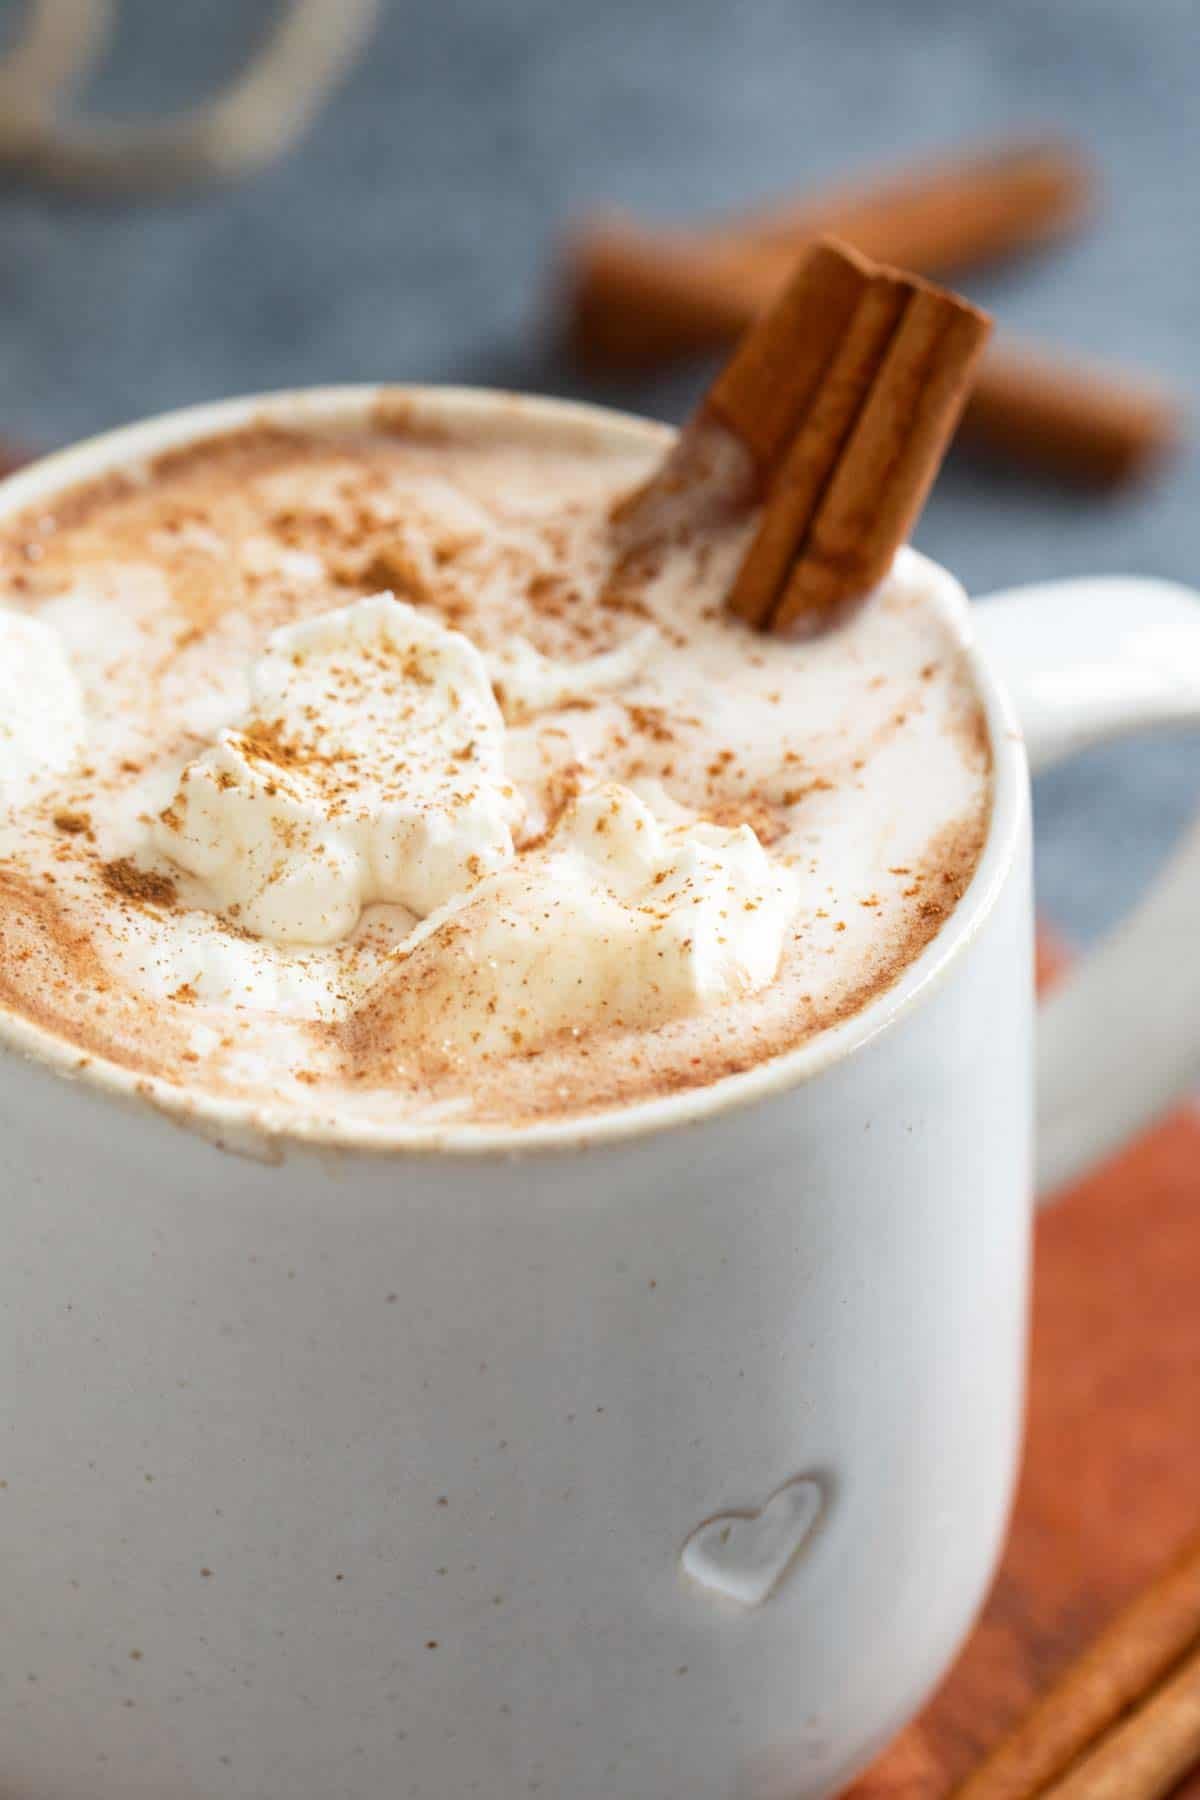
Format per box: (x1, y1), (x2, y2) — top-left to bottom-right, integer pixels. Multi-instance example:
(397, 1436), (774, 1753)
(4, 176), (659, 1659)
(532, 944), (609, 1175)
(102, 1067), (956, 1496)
(0, 397), (990, 1133)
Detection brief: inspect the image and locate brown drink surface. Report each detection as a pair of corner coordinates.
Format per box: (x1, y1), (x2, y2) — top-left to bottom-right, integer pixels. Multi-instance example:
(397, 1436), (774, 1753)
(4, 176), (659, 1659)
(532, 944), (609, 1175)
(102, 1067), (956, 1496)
(0, 401), (990, 1134)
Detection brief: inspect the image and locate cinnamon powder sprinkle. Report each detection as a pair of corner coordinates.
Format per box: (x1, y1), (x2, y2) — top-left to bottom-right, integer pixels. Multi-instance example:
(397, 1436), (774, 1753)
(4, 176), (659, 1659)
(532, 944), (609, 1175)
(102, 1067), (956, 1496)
(100, 858), (178, 910)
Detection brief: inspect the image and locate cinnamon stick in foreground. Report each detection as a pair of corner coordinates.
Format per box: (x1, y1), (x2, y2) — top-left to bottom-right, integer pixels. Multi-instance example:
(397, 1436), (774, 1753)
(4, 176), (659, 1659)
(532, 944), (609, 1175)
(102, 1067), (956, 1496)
(1041, 1639), (1200, 1800)
(952, 1531), (1200, 1800)
(571, 137), (1090, 366)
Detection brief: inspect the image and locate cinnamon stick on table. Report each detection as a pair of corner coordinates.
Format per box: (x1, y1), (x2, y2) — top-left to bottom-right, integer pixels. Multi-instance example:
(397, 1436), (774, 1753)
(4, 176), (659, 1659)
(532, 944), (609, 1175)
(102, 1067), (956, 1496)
(960, 342), (1181, 488)
(571, 137), (1090, 367)
(565, 144), (1181, 489)
(625, 238), (990, 636)
(1041, 1640), (1200, 1800)
(952, 1529), (1200, 1800)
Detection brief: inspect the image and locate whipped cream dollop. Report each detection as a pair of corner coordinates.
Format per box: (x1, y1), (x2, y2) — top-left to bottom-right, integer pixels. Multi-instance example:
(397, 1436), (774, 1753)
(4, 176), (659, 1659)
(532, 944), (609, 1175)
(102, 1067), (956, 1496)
(153, 590), (796, 1028)
(154, 594), (522, 944)
(0, 609), (85, 808)
(355, 782), (797, 1064)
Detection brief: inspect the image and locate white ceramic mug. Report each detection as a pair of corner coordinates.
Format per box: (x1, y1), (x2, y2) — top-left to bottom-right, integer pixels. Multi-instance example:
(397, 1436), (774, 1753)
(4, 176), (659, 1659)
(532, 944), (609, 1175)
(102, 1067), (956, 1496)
(4, 390), (1200, 1800)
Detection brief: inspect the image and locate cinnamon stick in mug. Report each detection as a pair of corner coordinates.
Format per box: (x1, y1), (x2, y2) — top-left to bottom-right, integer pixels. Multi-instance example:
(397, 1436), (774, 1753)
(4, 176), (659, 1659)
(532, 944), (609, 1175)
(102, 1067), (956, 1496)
(622, 238), (991, 635)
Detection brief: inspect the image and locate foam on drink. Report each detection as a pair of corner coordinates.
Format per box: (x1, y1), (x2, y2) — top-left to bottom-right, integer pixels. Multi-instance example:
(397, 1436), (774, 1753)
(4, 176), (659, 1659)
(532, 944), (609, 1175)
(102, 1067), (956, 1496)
(0, 403), (990, 1131)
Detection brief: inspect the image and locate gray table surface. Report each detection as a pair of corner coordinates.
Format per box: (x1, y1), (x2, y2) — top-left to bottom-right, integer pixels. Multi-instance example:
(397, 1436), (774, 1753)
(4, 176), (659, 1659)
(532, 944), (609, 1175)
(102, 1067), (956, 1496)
(1, 0), (1197, 943)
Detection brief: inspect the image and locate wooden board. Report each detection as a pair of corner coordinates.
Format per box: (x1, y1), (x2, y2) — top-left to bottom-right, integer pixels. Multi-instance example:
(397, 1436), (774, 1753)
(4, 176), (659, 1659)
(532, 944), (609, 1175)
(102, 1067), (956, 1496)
(845, 937), (1200, 1798)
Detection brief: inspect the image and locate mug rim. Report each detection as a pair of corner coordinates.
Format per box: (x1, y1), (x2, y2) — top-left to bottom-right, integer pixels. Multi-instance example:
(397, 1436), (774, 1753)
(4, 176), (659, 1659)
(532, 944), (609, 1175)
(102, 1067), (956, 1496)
(0, 384), (1028, 1160)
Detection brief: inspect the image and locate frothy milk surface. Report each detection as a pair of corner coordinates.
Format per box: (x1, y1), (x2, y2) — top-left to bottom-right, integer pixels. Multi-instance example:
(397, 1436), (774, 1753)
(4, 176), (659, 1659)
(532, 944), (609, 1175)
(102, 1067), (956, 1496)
(0, 401), (991, 1133)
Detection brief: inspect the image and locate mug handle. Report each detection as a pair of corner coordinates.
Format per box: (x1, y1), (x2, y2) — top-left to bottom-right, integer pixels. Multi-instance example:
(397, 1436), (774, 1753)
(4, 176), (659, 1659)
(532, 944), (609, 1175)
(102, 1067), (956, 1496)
(972, 577), (1200, 1200)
